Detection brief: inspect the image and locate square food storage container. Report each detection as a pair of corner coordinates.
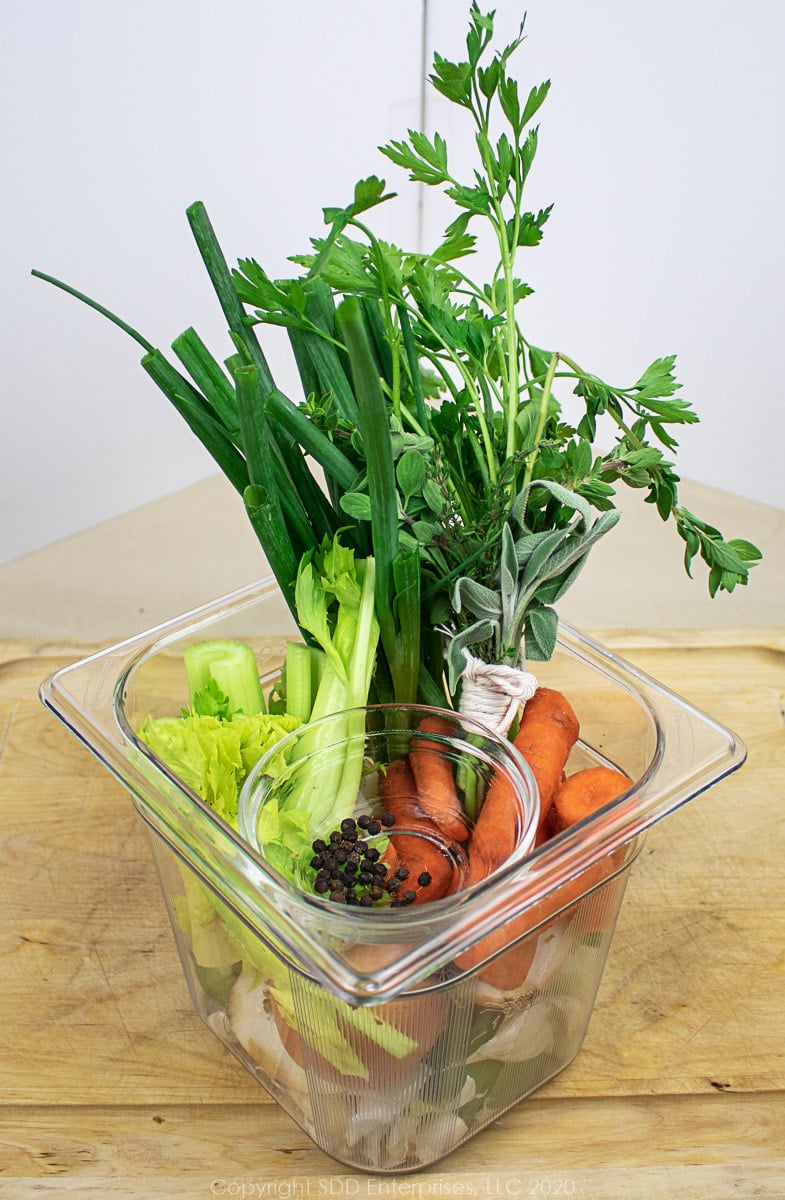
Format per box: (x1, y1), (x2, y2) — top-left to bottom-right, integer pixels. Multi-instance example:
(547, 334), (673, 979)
(40, 575), (747, 1173)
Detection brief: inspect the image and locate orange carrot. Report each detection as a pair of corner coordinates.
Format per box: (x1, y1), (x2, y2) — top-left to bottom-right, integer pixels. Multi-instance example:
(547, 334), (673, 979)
(534, 801), (559, 847)
(378, 757), (454, 903)
(456, 922), (539, 990)
(378, 758), (422, 825)
(512, 688), (579, 836)
(466, 688), (577, 886)
(387, 833), (454, 903)
(551, 765), (632, 832)
(458, 722), (632, 987)
(456, 842), (629, 988)
(466, 771), (521, 885)
(409, 716), (468, 843)
(456, 704), (636, 989)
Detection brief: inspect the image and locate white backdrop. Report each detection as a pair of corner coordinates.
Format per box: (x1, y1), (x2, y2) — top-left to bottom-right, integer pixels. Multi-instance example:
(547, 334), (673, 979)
(3, 0), (783, 564)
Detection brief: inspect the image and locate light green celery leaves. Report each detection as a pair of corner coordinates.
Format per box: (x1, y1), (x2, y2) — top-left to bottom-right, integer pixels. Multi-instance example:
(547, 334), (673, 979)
(254, 792), (311, 877)
(139, 711), (301, 828)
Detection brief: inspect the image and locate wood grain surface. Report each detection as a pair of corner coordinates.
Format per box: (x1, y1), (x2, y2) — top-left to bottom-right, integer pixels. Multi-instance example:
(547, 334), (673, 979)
(1, 632), (783, 1198)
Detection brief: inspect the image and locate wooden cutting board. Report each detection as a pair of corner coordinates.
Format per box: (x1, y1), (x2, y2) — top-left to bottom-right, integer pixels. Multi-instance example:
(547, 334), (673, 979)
(1, 631), (783, 1198)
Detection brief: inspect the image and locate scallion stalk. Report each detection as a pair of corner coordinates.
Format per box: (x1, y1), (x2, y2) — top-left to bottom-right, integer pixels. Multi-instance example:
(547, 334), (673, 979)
(142, 350), (249, 494)
(335, 297), (400, 689)
(172, 327), (241, 441)
(186, 201), (275, 393)
(264, 390), (358, 493)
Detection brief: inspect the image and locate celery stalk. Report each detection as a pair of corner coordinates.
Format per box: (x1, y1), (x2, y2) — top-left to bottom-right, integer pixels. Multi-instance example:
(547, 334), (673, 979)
(184, 640), (265, 717)
(283, 642), (315, 724)
(272, 541), (380, 848)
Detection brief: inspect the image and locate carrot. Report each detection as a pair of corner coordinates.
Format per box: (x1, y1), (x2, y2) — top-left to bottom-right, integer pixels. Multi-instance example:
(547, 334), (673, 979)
(387, 832), (454, 903)
(409, 716), (468, 843)
(378, 758), (422, 825)
(459, 756), (631, 988)
(551, 765), (632, 832)
(466, 771), (520, 885)
(512, 688), (579, 836)
(465, 688), (577, 886)
(452, 690), (578, 985)
(456, 843), (628, 988)
(534, 801), (559, 847)
(378, 757), (454, 903)
(455, 919), (539, 990)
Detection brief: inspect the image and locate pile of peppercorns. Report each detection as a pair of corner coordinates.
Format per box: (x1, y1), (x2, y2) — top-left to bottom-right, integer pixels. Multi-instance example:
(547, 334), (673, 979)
(309, 813), (432, 907)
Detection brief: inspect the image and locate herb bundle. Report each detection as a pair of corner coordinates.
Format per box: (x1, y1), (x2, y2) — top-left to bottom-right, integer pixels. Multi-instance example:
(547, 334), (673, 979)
(33, 3), (760, 730)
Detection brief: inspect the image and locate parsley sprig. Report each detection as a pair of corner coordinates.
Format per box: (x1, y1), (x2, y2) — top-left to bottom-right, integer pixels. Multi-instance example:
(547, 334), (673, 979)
(239, 4), (759, 608)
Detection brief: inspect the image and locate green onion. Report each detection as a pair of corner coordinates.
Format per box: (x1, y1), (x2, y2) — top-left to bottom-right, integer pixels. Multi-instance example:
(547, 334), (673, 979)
(361, 297), (395, 389)
(186, 201), (275, 393)
(172, 327), (240, 441)
(398, 305), (430, 432)
(243, 484), (298, 615)
(30, 270), (154, 353)
(391, 546), (422, 706)
(336, 296), (409, 699)
(264, 390), (358, 493)
(142, 350), (249, 494)
(273, 432), (342, 544)
(235, 364), (299, 607)
(298, 331), (359, 426)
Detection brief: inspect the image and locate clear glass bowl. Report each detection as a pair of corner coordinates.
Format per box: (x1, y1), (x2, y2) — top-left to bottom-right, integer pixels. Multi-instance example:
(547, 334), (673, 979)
(238, 701), (540, 895)
(39, 575), (747, 1173)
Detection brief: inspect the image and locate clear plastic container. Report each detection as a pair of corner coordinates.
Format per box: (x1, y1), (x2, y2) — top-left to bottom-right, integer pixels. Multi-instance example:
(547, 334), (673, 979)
(39, 575), (747, 1173)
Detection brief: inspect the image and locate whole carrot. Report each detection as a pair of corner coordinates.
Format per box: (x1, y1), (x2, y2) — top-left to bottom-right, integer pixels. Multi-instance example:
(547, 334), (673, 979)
(378, 758), (422, 826)
(378, 757), (454, 903)
(456, 921), (539, 991)
(551, 765), (632, 832)
(461, 757), (630, 987)
(467, 686), (578, 882)
(466, 771), (521, 885)
(409, 716), (468, 843)
(513, 688), (579, 836)
(456, 842), (628, 989)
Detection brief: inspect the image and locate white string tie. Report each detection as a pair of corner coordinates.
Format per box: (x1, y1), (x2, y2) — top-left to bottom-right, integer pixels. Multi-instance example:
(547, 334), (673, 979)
(458, 651), (538, 739)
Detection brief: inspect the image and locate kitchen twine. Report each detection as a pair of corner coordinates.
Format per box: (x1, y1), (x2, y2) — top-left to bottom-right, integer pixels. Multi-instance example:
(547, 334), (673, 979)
(459, 651), (538, 738)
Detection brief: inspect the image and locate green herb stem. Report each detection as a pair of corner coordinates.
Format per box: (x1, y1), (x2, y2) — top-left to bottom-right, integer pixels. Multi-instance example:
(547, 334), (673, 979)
(414, 308), (498, 485)
(522, 351), (559, 491)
